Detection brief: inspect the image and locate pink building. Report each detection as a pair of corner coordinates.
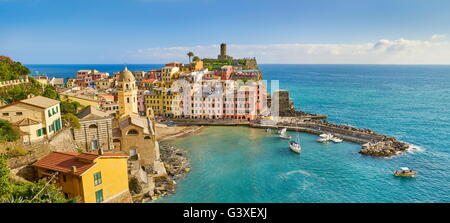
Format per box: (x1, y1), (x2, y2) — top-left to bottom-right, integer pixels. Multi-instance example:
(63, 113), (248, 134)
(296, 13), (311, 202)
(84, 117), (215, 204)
(178, 80), (267, 121)
(215, 65), (233, 80)
(137, 90), (148, 116)
(76, 70), (109, 88)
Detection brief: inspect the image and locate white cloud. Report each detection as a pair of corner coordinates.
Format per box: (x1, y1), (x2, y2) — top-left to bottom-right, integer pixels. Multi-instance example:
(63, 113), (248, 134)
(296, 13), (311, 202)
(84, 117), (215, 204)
(128, 38), (450, 64)
(431, 34), (447, 40)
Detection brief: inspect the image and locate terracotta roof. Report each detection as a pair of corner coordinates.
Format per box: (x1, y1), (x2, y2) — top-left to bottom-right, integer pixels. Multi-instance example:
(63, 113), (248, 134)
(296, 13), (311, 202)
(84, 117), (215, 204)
(141, 79), (156, 83)
(32, 152), (128, 176)
(14, 118), (41, 126)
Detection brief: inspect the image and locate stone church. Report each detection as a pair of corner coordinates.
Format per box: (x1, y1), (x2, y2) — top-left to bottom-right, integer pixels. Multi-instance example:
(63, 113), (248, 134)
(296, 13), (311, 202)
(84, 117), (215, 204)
(112, 66), (163, 172)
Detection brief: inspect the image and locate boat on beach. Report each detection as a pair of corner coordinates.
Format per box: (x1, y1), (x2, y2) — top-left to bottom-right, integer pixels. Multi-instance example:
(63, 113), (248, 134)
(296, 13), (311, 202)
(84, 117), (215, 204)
(394, 167), (417, 177)
(289, 141), (301, 153)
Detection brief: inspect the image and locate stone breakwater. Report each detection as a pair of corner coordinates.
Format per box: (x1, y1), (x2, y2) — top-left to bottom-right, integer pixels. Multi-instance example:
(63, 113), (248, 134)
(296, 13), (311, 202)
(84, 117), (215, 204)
(171, 118), (412, 158)
(149, 143), (191, 201)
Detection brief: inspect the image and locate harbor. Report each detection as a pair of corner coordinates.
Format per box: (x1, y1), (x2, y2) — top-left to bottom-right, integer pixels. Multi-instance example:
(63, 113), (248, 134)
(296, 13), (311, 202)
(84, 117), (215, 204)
(169, 115), (411, 157)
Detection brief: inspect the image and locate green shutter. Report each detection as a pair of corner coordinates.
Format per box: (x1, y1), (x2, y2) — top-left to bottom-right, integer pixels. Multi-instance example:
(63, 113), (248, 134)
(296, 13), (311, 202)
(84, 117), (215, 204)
(48, 110), (51, 117)
(37, 129), (42, 137)
(94, 172), (102, 186)
(95, 189), (104, 203)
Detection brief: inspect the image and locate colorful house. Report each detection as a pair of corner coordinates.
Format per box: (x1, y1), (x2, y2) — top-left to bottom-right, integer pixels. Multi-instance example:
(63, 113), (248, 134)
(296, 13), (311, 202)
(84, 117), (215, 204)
(33, 151), (131, 203)
(0, 96), (62, 144)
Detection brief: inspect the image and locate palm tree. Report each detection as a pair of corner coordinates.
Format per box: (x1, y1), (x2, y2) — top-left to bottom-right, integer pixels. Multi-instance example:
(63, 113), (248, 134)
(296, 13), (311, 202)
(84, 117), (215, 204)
(187, 52), (194, 63)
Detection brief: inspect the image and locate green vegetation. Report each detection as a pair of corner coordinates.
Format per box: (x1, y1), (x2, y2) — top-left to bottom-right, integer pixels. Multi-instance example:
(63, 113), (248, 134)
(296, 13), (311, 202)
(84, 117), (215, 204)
(0, 56), (30, 81)
(0, 157), (76, 203)
(193, 56), (200, 62)
(60, 100), (81, 114)
(0, 77), (60, 104)
(187, 51), (194, 63)
(202, 58), (250, 71)
(0, 56), (60, 104)
(62, 113), (80, 129)
(0, 120), (20, 143)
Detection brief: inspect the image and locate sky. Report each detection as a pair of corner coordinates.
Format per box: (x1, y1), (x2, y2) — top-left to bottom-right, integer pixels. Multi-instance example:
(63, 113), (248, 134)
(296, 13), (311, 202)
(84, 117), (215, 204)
(1, 0), (450, 64)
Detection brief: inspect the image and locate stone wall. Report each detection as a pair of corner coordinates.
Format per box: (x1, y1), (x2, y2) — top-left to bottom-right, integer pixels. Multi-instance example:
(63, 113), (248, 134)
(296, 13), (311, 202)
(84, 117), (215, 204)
(6, 128), (79, 170)
(73, 118), (114, 151)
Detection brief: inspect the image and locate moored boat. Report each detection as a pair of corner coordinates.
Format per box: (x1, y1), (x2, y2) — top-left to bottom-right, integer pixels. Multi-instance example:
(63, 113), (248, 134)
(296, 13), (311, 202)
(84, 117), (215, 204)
(331, 137), (343, 143)
(289, 141), (301, 153)
(278, 128), (287, 135)
(279, 134), (292, 140)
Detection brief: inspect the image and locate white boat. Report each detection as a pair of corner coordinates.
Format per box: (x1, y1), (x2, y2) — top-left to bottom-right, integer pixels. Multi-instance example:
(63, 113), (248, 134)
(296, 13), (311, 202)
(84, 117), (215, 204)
(319, 133), (329, 138)
(278, 128), (287, 135)
(279, 134), (292, 140)
(317, 133), (333, 143)
(331, 137), (343, 143)
(316, 137), (330, 143)
(289, 141), (301, 153)
(265, 128), (272, 132)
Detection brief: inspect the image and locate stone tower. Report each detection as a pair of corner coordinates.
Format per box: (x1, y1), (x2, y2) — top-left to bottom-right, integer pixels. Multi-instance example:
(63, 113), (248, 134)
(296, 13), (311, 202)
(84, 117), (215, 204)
(220, 43), (227, 57)
(117, 66), (138, 117)
(218, 43), (233, 60)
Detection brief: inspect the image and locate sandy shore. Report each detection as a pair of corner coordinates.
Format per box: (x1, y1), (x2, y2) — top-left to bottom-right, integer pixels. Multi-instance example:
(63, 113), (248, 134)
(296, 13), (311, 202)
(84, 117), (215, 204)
(156, 124), (204, 141)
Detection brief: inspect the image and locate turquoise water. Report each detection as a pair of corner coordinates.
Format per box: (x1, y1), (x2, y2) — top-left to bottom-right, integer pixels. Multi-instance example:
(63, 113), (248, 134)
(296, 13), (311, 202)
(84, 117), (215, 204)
(25, 64), (450, 202)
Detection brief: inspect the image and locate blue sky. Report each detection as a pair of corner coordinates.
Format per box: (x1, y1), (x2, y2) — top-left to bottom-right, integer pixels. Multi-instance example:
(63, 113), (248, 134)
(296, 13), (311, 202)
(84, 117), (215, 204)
(1, 0), (450, 64)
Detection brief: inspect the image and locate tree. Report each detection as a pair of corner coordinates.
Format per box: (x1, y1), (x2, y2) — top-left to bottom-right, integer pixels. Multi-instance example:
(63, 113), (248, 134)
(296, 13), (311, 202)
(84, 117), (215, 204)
(62, 113), (80, 129)
(193, 56), (200, 62)
(0, 158), (11, 198)
(187, 52), (194, 63)
(42, 85), (60, 100)
(0, 120), (20, 143)
(0, 56), (30, 81)
(60, 101), (81, 114)
(0, 157), (76, 203)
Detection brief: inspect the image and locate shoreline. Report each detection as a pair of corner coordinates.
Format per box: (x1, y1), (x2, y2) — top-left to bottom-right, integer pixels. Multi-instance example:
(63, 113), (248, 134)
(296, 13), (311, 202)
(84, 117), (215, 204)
(156, 125), (204, 142)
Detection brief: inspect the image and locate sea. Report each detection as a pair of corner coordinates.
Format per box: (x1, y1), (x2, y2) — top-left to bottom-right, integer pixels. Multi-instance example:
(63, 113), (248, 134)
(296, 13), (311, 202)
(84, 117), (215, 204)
(25, 64), (450, 203)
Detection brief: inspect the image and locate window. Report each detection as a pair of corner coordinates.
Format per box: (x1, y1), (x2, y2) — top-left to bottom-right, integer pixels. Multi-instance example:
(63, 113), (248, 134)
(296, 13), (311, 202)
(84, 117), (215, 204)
(48, 110), (52, 117)
(95, 189), (104, 203)
(16, 112), (23, 116)
(37, 129), (42, 137)
(2, 113), (8, 116)
(88, 124), (98, 129)
(94, 172), (102, 186)
(127, 129), (139, 135)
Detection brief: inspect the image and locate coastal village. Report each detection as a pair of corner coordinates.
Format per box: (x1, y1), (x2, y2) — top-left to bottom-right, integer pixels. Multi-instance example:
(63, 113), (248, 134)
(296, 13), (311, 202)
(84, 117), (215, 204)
(0, 44), (411, 203)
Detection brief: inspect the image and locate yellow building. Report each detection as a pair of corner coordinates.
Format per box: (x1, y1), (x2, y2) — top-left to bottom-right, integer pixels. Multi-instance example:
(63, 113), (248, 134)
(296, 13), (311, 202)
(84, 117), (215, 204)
(117, 66), (138, 117)
(144, 87), (181, 118)
(60, 93), (99, 108)
(95, 78), (115, 90)
(161, 66), (179, 82)
(0, 96), (62, 144)
(33, 151), (131, 203)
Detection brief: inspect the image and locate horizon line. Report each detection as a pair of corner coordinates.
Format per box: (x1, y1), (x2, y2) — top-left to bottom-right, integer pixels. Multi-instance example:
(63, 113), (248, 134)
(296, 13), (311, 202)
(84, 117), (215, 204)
(23, 63), (450, 66)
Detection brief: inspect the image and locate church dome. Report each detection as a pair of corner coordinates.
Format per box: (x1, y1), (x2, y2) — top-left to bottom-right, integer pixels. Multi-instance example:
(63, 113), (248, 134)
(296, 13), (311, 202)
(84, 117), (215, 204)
(118, 66), (136, 82)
